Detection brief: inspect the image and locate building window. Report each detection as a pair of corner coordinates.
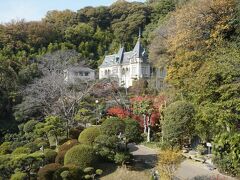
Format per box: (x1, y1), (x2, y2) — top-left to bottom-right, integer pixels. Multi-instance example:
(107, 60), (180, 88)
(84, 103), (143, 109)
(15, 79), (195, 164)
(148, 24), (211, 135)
(132, 66), (136, 75)
(84, 72), (89, 76)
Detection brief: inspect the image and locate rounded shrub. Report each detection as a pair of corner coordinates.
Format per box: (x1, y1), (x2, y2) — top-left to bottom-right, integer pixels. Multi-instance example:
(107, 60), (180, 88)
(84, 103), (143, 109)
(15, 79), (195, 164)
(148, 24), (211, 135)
(12, 147), (31, 155)
(64, 144), (95, 170)
(56, 139), (79, 164)
(10, 171), (28, 180)
(44, 149), (57, 163)
(78, 127), (100, 145)
(96, 169), (103, 175)
(37, 163), (62, 180)
(57, 165), (82, 180)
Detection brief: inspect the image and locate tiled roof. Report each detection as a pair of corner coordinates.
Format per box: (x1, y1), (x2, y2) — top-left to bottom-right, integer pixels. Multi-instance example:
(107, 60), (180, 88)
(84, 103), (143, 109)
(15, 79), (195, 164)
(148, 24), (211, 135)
(66, 66), (95, 72)
(99, 36), (148, 68)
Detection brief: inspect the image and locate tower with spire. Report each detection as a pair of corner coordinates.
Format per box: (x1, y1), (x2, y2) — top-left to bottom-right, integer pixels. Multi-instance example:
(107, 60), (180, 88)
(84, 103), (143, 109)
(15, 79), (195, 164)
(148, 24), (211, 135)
(99, 30), (151, 88)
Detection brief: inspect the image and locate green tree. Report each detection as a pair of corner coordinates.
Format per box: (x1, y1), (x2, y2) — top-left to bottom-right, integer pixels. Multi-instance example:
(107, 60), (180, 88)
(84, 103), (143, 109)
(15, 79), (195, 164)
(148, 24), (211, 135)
(100, 117), (125, 136)
(124, 118), (142, 148)
(163, 101), (195, 147)
(213, 132), (240, 176)
(34, 116), (65, 146)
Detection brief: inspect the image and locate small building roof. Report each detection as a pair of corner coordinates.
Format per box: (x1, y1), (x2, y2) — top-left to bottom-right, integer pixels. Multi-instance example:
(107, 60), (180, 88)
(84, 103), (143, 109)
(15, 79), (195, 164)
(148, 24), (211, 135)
(65, 66), (95, 72)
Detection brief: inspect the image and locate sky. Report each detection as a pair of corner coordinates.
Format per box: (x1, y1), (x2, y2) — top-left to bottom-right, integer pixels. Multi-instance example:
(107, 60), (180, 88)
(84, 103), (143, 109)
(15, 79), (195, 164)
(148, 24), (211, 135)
(0, 0), (145, 24)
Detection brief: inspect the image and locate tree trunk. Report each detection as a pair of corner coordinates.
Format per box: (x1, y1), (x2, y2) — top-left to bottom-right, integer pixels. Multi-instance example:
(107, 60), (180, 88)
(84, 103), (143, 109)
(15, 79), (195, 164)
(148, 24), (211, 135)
(143, 114), (147, 133)
(55, 135), (59, 147)
(147, 116), (151, 142)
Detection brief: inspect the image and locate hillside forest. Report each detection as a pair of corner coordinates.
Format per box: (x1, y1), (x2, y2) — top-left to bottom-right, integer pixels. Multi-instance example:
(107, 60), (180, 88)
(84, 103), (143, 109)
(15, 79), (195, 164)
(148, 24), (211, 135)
(0, 0), (239, 179)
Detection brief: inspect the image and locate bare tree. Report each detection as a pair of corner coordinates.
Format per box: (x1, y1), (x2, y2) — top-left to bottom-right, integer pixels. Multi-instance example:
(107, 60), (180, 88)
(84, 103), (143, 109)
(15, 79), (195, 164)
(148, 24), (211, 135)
(14, 50), (96, 137)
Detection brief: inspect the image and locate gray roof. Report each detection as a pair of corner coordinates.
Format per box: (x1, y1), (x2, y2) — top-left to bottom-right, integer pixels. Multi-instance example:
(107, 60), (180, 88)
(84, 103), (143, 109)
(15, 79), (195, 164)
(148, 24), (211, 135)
(99, 37), (148, 68)
(66, 66), (95, 72)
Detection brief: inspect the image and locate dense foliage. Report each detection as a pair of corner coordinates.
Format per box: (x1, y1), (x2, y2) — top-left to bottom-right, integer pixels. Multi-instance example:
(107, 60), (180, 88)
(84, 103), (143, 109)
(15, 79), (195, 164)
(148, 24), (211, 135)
(150, 0), (240, 176)
(0, 0), (239, 178)
(64, 144), (96, 170)
(162, 101), (195, 147)
(78, 126), (101, 145)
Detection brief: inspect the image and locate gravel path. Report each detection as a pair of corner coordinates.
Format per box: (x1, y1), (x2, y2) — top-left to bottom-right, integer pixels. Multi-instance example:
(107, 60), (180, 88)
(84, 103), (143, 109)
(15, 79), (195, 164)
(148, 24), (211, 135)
(128, 143), (236, 180)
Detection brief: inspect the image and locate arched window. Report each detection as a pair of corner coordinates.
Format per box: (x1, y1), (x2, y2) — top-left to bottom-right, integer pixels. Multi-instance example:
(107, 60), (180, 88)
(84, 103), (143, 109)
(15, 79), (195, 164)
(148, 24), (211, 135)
(122, 68), (125, 75)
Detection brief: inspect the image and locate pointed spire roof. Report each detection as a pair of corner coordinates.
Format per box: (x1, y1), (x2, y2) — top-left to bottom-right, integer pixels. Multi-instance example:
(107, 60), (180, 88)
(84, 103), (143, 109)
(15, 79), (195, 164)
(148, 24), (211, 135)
(117, 45), (125, 63)
(133, 28), (145, 58)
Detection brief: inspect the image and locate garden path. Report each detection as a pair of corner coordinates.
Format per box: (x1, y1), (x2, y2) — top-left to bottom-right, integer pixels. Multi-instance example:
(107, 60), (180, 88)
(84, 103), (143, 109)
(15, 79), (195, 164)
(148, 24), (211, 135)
(128, 143), (236, 180)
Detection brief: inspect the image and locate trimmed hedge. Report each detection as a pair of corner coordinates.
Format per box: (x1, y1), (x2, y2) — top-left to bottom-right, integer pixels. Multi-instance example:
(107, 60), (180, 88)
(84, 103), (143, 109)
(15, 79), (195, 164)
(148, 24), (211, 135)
(37, 163), (62, 180)
(10, 172), (28, 180)
(12, 147), (31, 155)
(64, 144), (95, 170)
(55, 150), (66, 165)
(58, 139), (79, 152)
(44, 149), (57, 163)
(55, 139), (79, 164)
(78, 127), (100, 145)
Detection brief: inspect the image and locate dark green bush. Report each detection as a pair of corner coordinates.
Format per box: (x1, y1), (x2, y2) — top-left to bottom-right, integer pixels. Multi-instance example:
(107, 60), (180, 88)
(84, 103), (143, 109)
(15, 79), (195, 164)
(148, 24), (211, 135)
(12, 147), (31, 155)
(57, 165), (82, 180)
(10, 142), (26, 151)
(0, 142), (12, 155)
(213, 156), (238, 176)
(64, 144), (96, 170)
(78, 127), (100, 145)
(124, 118), (142, 143)
(94, 135), (119, 161)
(213, 132), (240, 177)
(69, 127), (84, 139)
(37, 163), (62, 180)
(34, 138), (49, 149)
(44, 149), (57, 163)
(114, 152), (131, 165)
(10, 171), (28, 180)
(101, 117), (125, 136)
(23, 120), (38, 133)
(24, 142), (39, 153)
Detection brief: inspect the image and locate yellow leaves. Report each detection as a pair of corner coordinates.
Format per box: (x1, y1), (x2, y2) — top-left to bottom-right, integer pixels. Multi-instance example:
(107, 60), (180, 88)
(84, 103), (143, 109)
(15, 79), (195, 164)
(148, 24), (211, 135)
(157, 149), (183, 180)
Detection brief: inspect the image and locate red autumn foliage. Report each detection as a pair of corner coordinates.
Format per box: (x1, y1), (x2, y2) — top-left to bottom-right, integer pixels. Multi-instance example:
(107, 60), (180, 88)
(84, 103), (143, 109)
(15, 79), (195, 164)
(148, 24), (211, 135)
(107, 106), (130, 118)
(106, 95), (167, 129)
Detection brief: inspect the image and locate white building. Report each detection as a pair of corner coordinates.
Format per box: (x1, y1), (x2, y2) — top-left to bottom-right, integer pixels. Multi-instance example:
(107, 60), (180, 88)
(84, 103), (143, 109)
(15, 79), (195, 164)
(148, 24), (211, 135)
(64, 66), (95, 84)
(99, 33), (166, 88)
